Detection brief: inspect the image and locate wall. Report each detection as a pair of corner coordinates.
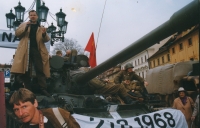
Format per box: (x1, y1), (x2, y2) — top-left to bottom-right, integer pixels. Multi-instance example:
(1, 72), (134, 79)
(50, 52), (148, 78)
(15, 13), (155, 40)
(170, 27), (199, 63)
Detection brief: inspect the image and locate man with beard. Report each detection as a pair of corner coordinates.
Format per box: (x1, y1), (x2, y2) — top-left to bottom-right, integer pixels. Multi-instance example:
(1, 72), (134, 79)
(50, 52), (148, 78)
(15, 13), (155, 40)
(9, 88), (80, 128)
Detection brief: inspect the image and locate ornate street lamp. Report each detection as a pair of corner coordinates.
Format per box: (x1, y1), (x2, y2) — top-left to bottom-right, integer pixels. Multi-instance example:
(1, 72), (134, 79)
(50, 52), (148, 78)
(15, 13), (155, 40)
(13, 21), (21, 31)
(47, 9), (67, 46)
(14, 2), (25, 22)
(61, 21), (68, 34)
(48, 22), (65, 46)
(38, 2), (49, 22)
(5, 1), (68, 46)
(5, 9), (16, 29)
(47, 23), (56, 33)
(56, 9), (66, 27)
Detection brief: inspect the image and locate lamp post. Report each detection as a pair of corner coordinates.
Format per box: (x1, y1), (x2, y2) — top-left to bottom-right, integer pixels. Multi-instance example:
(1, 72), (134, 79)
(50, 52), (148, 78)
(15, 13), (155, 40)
(38, 2), (49, 22)
(5, 0), (68, 45)
(14, 2), (25, 22)
(5, 9), (15, 30)
(36, 0), (41, 14)
(13, 21), (21, 30)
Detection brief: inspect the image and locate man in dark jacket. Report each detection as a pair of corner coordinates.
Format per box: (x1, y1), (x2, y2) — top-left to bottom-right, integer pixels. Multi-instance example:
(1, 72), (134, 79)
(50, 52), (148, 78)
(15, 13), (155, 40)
(9, 88), (80, 128)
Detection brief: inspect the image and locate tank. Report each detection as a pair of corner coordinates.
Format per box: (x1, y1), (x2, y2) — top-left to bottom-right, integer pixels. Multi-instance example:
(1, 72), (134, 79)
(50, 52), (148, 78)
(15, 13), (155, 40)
(4, 0), (200, 127)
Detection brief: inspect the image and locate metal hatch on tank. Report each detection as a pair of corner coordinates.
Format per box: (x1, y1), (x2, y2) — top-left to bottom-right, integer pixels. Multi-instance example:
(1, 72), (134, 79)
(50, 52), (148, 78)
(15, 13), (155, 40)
(4, 0), (200, 127)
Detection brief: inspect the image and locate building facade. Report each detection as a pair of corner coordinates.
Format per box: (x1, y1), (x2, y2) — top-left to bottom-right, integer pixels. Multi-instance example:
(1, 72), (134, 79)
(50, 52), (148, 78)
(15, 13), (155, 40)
(98, 25), (199, 81)
(169, 25), (199, 63)
(148, 25), (199, 69)
(148, 36), (174, 68)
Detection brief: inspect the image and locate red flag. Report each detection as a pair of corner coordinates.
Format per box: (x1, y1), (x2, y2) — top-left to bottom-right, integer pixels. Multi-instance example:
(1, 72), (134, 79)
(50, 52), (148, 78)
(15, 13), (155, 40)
(85, 32), (97, 68)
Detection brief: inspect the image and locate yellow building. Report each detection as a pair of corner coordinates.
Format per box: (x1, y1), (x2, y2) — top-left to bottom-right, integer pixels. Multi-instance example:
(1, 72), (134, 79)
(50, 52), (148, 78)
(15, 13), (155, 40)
(148, 25), (199, 69)
(169, 25), (199, 63)
(148, 37), (173, 69)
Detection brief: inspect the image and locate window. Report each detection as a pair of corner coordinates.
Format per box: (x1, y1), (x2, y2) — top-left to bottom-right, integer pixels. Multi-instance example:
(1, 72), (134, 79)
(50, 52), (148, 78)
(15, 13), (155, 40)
(167, 54), (170, 61)
(157, 58), (160, 65)
(188, 38), (192, 46)
(135, 60), (137, 66)
(149, 62), (152, 68)
(145, 55), (147, 62)
(190, 58), (194, 61)
(172, 47), (175, 54)
(179, 43), (183, 50)
(162, 56), (164, 63)
(142, 72), (144, 78)
(138, 59), (140, 65)
(153, 60), (155, 67)
(141, 57), (143, 63)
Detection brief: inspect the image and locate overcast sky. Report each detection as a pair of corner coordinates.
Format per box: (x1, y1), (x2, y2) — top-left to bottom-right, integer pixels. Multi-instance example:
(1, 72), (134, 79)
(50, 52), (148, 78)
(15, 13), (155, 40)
(0, 0), (193, 65)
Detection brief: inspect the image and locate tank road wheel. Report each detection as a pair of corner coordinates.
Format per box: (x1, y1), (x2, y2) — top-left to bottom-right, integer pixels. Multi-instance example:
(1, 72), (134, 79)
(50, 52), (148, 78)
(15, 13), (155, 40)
(164, 95), (169, 107)
(155, 94), (162, 101)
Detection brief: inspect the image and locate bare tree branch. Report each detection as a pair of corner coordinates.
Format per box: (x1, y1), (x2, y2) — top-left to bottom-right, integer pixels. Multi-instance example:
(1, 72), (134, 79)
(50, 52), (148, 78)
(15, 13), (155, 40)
(51, 38), (84, 56)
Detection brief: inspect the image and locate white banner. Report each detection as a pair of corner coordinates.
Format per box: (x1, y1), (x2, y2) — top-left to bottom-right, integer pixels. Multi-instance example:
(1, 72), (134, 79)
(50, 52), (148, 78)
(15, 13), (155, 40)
(73, 109), (187, 128)
(0, 29), (50, 52)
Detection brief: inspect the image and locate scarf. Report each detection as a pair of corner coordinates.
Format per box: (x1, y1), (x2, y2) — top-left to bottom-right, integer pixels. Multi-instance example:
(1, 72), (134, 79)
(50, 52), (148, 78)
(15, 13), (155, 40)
(180, 96), (187, 105)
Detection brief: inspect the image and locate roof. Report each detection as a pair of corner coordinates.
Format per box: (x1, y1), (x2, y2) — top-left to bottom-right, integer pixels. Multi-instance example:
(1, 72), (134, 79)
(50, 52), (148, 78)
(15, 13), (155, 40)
(148, 24), (199, 60)
(148, 36), (175, 59)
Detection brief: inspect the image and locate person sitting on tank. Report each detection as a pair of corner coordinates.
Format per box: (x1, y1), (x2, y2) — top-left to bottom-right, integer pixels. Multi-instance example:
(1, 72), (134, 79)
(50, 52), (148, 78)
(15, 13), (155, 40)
(63, 49), (78, 68)
(63, 49), (71, 62)
(122, 76), (143, 98)
(56, 50), (63, 57)
(114, 63), (148, 97)
(63, 49), (77, 62)
(9, 88), (80, 128)
(79, 67), (139, 105)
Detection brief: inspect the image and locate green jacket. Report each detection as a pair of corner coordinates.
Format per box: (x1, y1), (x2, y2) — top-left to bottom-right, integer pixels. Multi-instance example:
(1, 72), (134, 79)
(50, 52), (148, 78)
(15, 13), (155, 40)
(88, 78), (106, 90)
(114, 70), (144, 84)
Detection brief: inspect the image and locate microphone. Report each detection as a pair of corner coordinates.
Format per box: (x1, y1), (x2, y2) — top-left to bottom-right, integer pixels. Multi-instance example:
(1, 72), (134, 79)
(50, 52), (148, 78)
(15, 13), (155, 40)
(25, 20), (32, 31)
(27, 20), (32, 26)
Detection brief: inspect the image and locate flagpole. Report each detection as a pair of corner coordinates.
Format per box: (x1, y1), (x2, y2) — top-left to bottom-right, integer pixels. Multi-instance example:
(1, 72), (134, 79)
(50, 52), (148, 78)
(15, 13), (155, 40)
(96, 0), (107, 49)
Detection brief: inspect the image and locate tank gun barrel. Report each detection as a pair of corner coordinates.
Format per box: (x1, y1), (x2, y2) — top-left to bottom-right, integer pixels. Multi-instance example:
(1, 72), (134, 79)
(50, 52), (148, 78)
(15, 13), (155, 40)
(75, 0), (199, 84)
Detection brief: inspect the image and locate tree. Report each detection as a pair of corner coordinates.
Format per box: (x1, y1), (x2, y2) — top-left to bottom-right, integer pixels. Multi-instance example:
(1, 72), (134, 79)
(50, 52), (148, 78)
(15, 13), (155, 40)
(51, 38), (84, 56)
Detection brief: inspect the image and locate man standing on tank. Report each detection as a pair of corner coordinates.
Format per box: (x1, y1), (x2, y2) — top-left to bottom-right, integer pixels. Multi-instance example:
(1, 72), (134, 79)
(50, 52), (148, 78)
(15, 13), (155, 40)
(114, 63), (148, 96)
(11, 10), (51, 96)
